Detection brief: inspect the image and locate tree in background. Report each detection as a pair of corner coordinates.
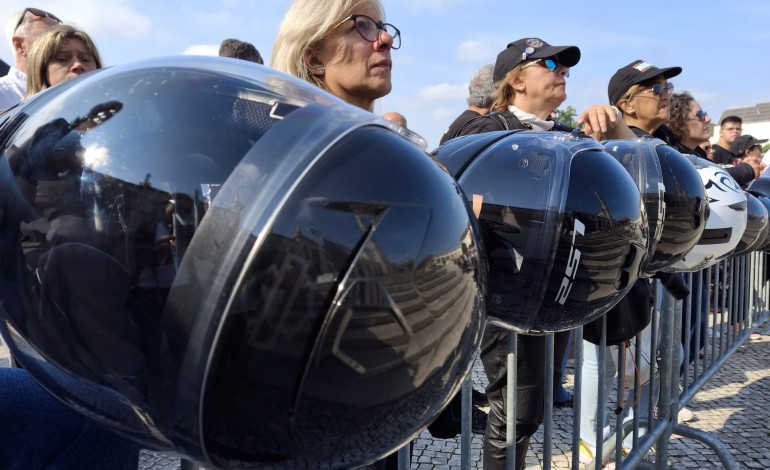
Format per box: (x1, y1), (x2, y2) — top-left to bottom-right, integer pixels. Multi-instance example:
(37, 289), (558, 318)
(555, 106), (577, 128)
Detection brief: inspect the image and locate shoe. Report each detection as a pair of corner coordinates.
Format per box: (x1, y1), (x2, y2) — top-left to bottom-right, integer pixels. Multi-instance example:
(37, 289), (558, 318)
(577, 440), (616, 469)
(578, 439), (595, 465)
(677, 406), (695, 423)
(472, 389), (489, 412)
(554, 393), (574, 408)
(750, 332), (762, 341)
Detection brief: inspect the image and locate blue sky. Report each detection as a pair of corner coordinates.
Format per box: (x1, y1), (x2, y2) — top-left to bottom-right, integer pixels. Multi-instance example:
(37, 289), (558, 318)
(2, 0), (770, 149)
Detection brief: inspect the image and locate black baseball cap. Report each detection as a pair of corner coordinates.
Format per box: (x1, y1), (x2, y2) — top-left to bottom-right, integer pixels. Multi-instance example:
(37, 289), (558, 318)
(730, 135), (768, 156)
(493, 38), (580, 82)
(607, 60), (682, 105)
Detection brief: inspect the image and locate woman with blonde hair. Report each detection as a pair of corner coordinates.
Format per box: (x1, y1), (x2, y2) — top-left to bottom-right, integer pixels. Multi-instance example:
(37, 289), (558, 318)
(271, 0), (399, 112)
(25, 24), (101, 97)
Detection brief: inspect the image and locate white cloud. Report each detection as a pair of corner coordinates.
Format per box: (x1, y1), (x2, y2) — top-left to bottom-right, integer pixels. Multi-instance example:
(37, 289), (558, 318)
(418, 82), (467, 102)
(182, 44), (219, 56)
(455, 40), (498, 63)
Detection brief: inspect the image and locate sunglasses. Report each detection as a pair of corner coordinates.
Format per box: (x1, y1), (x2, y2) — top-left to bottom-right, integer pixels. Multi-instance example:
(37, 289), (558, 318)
(639, 82), (674, 97)
(522, 58), (569, 78)
(689, 110), (708, 122)
(336, 14), (401, 50)
(14, 7), (62, 31)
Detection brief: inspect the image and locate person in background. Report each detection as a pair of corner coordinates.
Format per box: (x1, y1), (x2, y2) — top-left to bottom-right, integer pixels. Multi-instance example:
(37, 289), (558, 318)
(271, 0), (399, 112)
(456, 37), (634, 470)
(439, 63), (495, 144)
(729, 135), (768, 186)
(576, 59), (683, 465)
(382, 111), (407, 127)
(0, 7), (61, 110)
(701, 141), (716, 161)
(25, 24), (101, 97)
(218, 38), (264, 64)
(712, 115), (743, 164)
(272, 2), (402, 467)
(0, 21), (141, 469)
(664, 92), (761, 186)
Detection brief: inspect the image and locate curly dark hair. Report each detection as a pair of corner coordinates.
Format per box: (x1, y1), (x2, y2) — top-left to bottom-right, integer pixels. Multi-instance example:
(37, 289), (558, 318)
(667, 91), (694, 142)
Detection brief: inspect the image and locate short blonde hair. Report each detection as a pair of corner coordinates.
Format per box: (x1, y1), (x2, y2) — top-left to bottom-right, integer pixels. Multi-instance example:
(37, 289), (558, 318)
(25, 24), (102, 97)
(270, 0), (384, 91)
(614, 82), (648, 113)
(490, 63), (528, 113)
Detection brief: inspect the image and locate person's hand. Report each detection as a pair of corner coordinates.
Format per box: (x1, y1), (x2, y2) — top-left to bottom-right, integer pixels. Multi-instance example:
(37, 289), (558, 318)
(577, 105), (619, 135)
(577, 105), (635, 140)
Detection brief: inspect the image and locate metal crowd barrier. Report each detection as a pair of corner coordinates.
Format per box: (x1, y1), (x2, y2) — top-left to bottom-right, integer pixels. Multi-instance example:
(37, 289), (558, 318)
(391, 251), (769, 469)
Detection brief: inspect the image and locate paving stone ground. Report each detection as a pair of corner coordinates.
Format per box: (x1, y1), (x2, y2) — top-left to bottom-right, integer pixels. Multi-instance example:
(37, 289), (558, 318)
(3, 322), (769, 469)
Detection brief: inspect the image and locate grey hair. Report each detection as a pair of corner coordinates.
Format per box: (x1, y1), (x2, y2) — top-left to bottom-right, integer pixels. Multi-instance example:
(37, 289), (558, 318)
(467, 63), (495, 108)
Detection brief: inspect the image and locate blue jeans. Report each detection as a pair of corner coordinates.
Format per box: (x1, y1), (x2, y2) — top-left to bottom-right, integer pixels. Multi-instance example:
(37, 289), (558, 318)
(0, 367), (140, 469)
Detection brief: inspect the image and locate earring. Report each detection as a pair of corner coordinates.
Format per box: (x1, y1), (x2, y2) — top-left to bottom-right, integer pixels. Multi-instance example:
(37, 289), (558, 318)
(318, 67), (325, 75)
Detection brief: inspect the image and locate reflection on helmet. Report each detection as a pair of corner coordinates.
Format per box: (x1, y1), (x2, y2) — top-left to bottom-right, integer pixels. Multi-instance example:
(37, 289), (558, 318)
(603, 138), (664, 276)
(666, 156), (747, 272)
(433, 130), (647, 334)
(748, 175), (770, 199)
(646, 143), (708, 271)
(0, 57), (486, 469)
(731, 192), (769, 257)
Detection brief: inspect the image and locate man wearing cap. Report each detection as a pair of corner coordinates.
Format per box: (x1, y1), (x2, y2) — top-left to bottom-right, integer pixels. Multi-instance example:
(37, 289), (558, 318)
(713, 116), (743, 164)
(730, 135), (767, 184)
(0, 8), (62, 111)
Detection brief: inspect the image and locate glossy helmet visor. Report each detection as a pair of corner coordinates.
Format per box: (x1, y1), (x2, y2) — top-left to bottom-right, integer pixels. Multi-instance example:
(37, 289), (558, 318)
(0, 57), (486, 469)
(747, 177), (770, 251)
(731, 192), (769, 257)
(665, 156), (747, 272)
(434, 130), (647, 334)
(603, 138), (665, 276)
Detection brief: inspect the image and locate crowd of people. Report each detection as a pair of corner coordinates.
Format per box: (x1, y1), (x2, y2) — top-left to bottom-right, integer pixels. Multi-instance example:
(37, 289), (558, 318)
(0, 2), (767, 470)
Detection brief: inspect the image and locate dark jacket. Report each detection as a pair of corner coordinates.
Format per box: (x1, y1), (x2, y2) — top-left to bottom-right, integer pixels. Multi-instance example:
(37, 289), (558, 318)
(652, 125), (755, 186)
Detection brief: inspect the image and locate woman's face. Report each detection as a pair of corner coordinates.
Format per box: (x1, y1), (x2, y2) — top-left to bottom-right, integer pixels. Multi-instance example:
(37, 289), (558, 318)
(46, 38), (97, 87)
(314, 5), (395, 110)
(628, 77), (672, 128)
(684, 100), (711, 142)
(514, 57), (570, 111)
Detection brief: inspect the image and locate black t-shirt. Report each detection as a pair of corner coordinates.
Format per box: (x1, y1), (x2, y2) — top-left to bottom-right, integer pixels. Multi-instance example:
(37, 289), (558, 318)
(439, 109), (481, 145)
(712, 144), (733, 165)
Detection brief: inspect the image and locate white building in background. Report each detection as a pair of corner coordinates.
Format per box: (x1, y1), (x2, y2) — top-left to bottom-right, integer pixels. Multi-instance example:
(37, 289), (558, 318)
(714, 102), (770, 145)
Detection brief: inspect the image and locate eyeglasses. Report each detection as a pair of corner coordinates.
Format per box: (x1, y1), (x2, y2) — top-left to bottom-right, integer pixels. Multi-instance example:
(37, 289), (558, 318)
(336, 14), (401, 50)
(522, 58), (569, 78)
(639, 82), (674, 97)
(689, 110), (709, 122)
(14, 7), (62, 32)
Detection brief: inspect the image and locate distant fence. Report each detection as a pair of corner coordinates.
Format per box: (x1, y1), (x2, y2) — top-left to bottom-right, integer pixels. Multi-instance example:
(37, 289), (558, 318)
(392, 251), (769, 469)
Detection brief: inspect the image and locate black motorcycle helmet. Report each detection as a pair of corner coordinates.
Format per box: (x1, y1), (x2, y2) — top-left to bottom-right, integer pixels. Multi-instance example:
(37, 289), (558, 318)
(731, 192), (769, 257)
(751, 194), (770, 251)
(748, 175), (770, 198)
(0, 57), (486, 469)
(603, 138), (665, 276)
(648, 144), (709, 271)
(433, 130), (647, 334)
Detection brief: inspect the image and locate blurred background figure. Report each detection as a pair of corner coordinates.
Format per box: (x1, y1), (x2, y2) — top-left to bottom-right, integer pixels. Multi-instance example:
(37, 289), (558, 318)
(25, 24), (101, 97)
(701, 141), (716, 160)
(382, 110), (407, 127)
(0, 7), (62, 110)
(218, 38), (264, 64)
(712, 115), (743, 164)
(439, 63), (494, 144)
(730, 134), (768, 186)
